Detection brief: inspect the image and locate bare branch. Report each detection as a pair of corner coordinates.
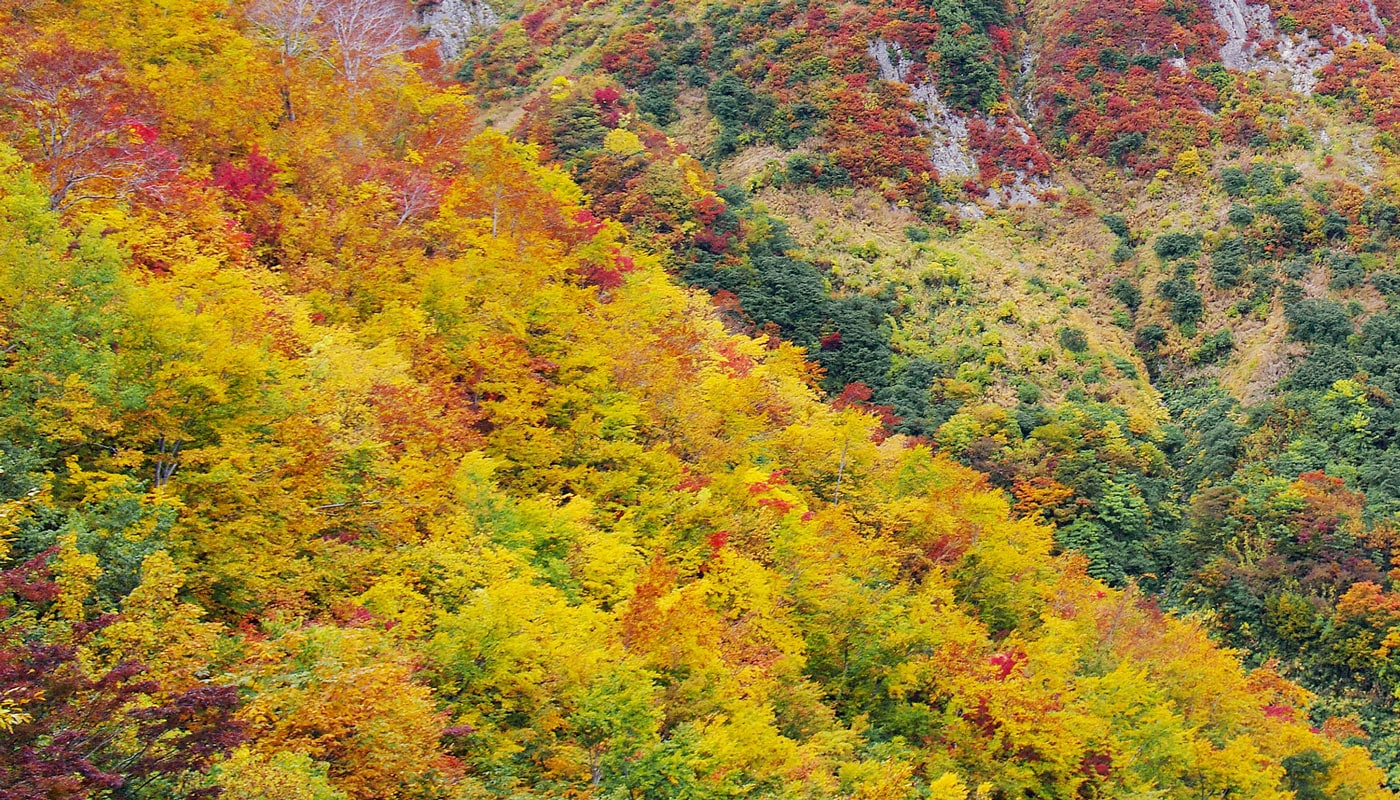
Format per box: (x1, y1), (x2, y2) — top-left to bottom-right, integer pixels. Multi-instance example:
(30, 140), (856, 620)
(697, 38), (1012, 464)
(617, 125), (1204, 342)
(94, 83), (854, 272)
(317, 0), (413, 87)
(248, 0), (326, 58)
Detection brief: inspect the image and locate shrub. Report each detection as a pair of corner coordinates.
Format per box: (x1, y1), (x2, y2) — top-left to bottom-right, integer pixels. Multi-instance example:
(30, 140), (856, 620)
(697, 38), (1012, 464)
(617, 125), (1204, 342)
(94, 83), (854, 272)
(1211, 237), (1246, 288)
(1326, 252), (1364, 290)
(877, 358), (945, 437)
(1219, 166), (1248, 197)
(1136, 323), (1168, 351)
(1323, 211), (1350, 242)
(1154, 232), (1201, 261)
(784, 153), (851, 189)
(1283, 256), (1312, 280)
(1102, 213), (1131, 241)
(1058, 326), (1089, 352)
(1285, 298), (1352, 345)
(1283, 344), (1358, 390)
(1249, 163), (1280, 196)
(1158, 276), (1203, 327)
(1108, 132), (1146, 165)
(1259, 198), (1307, 244)
(1371, 271), (1400, 295)
(1109, 277), (1142, 309)
(1193, 330), (1234, 364)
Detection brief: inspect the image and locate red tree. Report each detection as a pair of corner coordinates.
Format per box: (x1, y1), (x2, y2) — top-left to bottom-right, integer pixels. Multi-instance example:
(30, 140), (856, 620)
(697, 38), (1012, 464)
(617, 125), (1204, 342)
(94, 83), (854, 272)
(0, 35), (177, 211)
(0, 557), (244, 799)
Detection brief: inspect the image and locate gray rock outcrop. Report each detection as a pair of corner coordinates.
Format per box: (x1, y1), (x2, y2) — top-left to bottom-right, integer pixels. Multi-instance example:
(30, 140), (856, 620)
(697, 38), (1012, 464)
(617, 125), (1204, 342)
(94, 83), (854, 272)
(418, 0), (499, 60)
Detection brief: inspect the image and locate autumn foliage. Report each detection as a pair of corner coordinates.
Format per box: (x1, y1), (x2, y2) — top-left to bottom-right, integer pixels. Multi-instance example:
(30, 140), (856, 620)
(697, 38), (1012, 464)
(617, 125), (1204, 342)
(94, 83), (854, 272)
(0, 0), (1396, 798)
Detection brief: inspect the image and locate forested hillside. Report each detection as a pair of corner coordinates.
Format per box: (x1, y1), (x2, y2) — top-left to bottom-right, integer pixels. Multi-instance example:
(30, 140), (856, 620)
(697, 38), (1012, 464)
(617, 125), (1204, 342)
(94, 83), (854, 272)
(3, 0), (1400, 797)
(445, 0), (1400, 786)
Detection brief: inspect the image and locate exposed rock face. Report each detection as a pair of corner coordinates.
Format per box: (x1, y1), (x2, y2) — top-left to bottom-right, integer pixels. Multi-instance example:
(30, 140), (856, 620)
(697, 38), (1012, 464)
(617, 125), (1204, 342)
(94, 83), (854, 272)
(418, 0), (498, 61)
(982, 117), (1051, 207)
(1016, 44), (1038, 122)
(867, 37), (913, 84)
(867, 38), (978, 179)
(910, 83), (980, 180)
(1207, 0), (1376, 95)
(866, 37), (1050, 209)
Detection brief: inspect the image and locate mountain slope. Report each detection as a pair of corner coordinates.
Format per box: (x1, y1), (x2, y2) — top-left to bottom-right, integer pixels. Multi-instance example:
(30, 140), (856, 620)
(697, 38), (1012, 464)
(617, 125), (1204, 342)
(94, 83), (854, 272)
(426, 0), (1400, 786)
(1, 0), (1400, 796)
